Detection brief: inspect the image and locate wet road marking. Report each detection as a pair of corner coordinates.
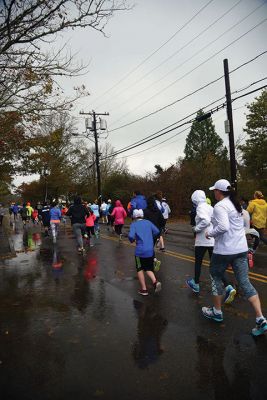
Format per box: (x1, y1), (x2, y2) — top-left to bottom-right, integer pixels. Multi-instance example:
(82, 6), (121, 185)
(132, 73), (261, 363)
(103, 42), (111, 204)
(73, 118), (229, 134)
(101, 234), (267, 284)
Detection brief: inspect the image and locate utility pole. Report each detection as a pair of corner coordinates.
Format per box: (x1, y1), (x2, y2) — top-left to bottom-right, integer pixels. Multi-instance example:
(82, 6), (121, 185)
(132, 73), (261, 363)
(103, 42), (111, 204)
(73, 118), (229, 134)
(223, 58), (237, 191)
(79, 110), (109, 200)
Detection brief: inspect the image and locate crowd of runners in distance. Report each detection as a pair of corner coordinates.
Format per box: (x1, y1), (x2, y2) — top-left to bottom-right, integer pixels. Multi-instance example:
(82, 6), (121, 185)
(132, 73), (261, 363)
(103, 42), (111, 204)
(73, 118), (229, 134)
(1, 182), (267, 336)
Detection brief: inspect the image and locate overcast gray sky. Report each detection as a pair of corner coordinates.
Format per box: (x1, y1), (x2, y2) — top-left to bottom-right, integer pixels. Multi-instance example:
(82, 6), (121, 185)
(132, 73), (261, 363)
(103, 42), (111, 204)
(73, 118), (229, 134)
(15, 0), (267, 185)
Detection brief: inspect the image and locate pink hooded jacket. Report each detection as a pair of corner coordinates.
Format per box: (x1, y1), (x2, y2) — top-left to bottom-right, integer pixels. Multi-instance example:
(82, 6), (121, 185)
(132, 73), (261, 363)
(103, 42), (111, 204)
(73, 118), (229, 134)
(111, 200), (127, 225)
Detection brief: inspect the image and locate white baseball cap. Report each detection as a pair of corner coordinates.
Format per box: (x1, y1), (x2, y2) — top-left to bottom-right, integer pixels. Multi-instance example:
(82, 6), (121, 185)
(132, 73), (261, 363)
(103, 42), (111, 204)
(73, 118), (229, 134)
(133, 209), (144, 219)
(209, 179), (231, 191)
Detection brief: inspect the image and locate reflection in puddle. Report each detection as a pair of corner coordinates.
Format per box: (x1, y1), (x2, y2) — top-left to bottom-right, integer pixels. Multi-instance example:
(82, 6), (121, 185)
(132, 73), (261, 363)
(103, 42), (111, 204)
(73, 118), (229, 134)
(132, 300), (168, 369)
(84, 257), (98, 281)
(52, 246), (63, 283)
(22, 230), (41, 252)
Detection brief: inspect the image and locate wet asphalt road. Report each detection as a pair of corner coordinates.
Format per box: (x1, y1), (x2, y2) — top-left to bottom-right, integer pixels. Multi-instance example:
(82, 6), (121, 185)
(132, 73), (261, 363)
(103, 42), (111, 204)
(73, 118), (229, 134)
(0, 220), (267, 400)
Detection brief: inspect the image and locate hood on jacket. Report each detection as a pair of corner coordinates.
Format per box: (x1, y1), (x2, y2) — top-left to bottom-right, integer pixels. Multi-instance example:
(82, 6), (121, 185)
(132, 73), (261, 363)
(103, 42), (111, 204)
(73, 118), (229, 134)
(115, 200), (122, 207)
(191, 190), (207, 205)
(251, 199), (266, 206)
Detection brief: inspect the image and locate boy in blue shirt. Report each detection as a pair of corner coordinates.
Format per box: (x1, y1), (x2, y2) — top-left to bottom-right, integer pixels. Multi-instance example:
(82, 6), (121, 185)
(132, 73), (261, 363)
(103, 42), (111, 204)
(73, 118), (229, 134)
(128, 209), (162, 296)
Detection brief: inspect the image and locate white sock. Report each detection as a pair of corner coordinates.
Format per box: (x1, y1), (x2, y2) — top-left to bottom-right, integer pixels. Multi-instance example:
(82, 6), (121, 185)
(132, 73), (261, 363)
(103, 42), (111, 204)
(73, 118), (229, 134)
(213, 307), (222, 314)
(256, 316), (264, 323)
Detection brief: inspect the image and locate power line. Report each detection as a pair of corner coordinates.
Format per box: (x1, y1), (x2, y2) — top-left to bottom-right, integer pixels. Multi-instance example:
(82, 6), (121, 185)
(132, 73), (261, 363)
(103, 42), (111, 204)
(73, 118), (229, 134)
(107, 50), (267, 133)
(116, 102), (251, 160)
(101, 102), (226, 160)
(232, 84), (267, 102)
(109, 11), (267, 128)
(91, 0), (215, 106)
(105, 95), (226, 156)
(96, 0), (243, 110)
(101, 84), (267, 161)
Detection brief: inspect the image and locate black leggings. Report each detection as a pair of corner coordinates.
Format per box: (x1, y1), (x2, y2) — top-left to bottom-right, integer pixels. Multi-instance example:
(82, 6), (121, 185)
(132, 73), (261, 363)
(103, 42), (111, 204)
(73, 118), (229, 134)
(194, 246), (229, 287)
(115, 224), (123, 235)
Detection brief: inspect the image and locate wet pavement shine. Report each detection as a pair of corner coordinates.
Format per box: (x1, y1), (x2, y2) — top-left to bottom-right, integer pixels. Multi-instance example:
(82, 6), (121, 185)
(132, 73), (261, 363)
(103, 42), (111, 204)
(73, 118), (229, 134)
(0, 220), (267, 400)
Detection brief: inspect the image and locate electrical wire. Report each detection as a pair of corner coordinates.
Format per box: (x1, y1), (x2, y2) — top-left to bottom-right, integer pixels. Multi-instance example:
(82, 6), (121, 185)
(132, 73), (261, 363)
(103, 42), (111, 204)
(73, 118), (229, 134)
(116, 102), (252, 160)
(100, 84), (267, 161)
(107, 50), (267, 133)
(96, 0), (243, 110)
(108, 13), (267, 128)
(101, 102), (226, 160)
(91, 0), (215, 105)
(104, 95), (226, 155)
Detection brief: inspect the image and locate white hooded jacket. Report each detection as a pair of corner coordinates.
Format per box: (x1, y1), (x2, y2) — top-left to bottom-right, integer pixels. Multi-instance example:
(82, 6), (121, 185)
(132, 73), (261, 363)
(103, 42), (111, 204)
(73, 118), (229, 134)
(191, 190), (214, 247)
(208, 197), (248, 255)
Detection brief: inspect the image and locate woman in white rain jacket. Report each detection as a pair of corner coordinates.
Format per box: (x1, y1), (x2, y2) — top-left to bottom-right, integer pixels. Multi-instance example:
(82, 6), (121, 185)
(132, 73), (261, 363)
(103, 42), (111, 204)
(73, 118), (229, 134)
(186, 190), (235, 303)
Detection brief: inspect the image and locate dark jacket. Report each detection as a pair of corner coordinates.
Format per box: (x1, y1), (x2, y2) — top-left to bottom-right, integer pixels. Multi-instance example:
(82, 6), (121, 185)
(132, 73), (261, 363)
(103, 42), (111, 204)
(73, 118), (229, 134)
(143, 208), (165, 230)
(66, 204), (89, 224)
(41, 205), (50, 224)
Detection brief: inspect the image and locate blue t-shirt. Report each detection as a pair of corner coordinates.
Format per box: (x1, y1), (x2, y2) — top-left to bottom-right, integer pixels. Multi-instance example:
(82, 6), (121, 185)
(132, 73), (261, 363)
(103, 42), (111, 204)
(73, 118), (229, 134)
(128, 219), (159, 258)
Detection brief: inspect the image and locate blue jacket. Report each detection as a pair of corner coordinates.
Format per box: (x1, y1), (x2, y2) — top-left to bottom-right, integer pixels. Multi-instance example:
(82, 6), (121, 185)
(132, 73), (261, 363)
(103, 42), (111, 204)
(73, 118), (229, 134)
(50, 207), (61, 221)
(130, 195), (147, 211)
(91, 203), (100, 217)
(128, 219), (159, 258)
(12, 205), (19, 214)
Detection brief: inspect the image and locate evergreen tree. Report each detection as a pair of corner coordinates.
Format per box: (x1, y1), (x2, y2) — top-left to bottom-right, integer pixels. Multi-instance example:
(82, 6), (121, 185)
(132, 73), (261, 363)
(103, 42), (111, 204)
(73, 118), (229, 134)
(239, 90), (267, 187)
(184, 109), (227, 161)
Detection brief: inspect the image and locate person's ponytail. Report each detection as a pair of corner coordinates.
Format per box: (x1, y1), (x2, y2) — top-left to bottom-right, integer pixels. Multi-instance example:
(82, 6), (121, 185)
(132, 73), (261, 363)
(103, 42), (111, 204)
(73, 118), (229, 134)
(223, 186), (242, 213)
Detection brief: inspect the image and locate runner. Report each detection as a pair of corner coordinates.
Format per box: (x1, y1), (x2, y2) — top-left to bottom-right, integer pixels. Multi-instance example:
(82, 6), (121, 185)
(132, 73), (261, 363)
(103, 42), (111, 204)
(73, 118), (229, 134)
(130, 190), (147, 215)
(41, 202), (51, 236)
(111, 200), (127, 241)
(106, 199), (114, 232)
(186, 190), (236, 304)
(61, 204), (68, 226)
(161, 197), (171, 234)
(144, 196), (165, 252)
(26, 202), (34, 223)
(19, 203), (28, 226)
(36, 201), (43, 222)
(155, 190), (164, 214)
(90, 199), (100, 236)
(100, 200), (108, 224)
(49, 202), (61, 244)
(12, 204), (19, 220)
(128, 209), (162, 296)
(32, 208), (39, 224)
(85, 209), (96, 247)
(202, 179), (267, 336)
(246, 190), (267, 251)
(66, 196), (89, 253)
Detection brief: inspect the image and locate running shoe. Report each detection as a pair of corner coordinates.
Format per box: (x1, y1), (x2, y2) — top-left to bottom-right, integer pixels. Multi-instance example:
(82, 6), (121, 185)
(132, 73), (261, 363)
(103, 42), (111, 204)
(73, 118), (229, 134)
(202, 306), (223, 322)
(154, 259), (161, 272)
(153, 281), (162, 293)
(159, 248), (165, 252)
(138, 289), (149, 296)
(186, 278), (200, 293)
(251, 318), (267, 336)
(224, 285), (236, 304)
